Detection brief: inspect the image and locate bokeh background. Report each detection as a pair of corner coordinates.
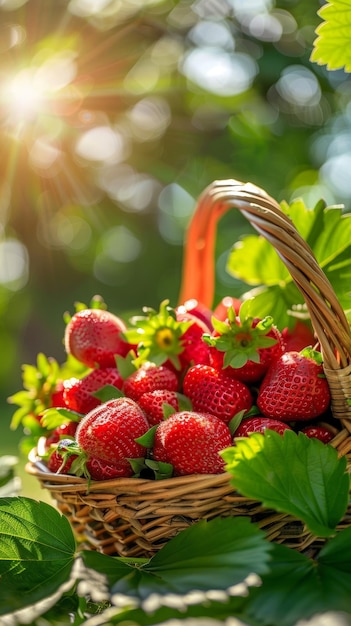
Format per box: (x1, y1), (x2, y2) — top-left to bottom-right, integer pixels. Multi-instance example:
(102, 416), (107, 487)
(2, 0), (350, 479)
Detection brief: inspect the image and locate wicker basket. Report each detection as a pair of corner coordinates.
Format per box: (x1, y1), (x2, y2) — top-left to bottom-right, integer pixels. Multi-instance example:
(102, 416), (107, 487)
(26, 179), (351, 559)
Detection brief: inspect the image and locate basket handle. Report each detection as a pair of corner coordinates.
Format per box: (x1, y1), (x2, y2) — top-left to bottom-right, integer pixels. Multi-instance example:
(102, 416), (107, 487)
(179, 179), (351, 426)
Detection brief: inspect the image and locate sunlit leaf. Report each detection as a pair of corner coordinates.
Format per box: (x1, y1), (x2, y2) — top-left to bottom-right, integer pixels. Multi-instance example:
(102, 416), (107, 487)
(226, 199), (351, 328)
(0, 497), (76, 614)
(221, 430), (350, 537)
(311, 0), (351, 72)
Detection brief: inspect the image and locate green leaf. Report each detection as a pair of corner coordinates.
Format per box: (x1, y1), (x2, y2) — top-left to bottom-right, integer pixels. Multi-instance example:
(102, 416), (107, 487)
(311, 0), (351, 72)
(80, 549), (142, 590)
(82, 517), (271, 603)
(41, 407), (82, 429)
(226, 199), (351, 328)
(221, 430), (350, 537)
(228, 234), (290, 286)
(247, 530), (351, 625)
(135, 424), (158, 448)
(0, 497), (76, 614)
(144, 516), (271, 594)
(92, 384), (124, 402)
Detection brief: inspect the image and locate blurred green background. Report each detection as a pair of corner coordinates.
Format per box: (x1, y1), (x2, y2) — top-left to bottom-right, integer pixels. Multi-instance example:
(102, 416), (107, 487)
(1, 0), (350, 489)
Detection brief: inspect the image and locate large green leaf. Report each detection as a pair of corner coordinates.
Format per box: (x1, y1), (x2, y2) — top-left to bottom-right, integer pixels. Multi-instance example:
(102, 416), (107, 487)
(311, 0), (351, 72)
(226, 199), (351, 327)
(0, 497), (76, 614)
(221, 430), (350, 538)
(80, 529), (351, 626)
(145, 516), (271, 592)
(82, 516), (271, 602)
(247, 530), (351, 625)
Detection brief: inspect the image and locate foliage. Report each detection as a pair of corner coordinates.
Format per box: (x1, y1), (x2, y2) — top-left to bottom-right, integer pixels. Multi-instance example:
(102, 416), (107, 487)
(311, 0), (351, 71)
(2, 0), (351, 419)
(221, 429), (350, 537)
(1, 431), (351, 625)
(226, 198), (351, 326)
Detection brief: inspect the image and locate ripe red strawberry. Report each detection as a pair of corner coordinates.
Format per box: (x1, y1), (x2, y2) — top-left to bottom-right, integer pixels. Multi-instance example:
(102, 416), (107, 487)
(257, 349), (331, 421)
(176, 298), (214, 331)
(212, 296), (242, 322)
(281, 320), (316, 352)
(153, 411), (232, 475)
(234, 416), (292, 437)
(45, 421), (78, 447)
(75, 397), (149, 476)
(123, 362), (179, 401)
(300, 425), (334, 444)
(50, 382), (66, 408)
(63, 367), (124, 414)
(47, 439), (78, 474)
(205, 303), (285, 384)
(138, 389), (185, 426)
(86, 457), (131, 480)
(183, 364), (253, 424)
(174, 310), (211, 371)
(123, 299), (210, 375)
(64, 307), (133, 369)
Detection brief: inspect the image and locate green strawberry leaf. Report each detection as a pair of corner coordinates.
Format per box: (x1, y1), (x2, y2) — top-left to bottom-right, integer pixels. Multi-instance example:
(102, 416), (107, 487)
(135, 424), (158, 448)
(81, 516), (271, 602)
(115, 352), (137, 379)
(247, 529), (351, 625)
(40, 407), (82, 429)
(311, 0), (351, 72)
(144, 516), (271, 594)
(81, 531), (351, 626)
(92, 384), (124, 402)
(226, 199), (351, 328)
(221, 430), (350, 537)
(0, 456), (18, 489)
(144, 459), (174, 479)
(0, 497), (76, 615)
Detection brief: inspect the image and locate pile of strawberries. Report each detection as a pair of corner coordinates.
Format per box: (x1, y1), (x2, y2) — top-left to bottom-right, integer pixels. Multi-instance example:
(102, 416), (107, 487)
(10, 295), (337, 481)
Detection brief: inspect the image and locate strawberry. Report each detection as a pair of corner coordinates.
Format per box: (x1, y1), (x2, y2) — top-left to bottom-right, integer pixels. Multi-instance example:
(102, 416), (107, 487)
(64, 306), (133, 369)
(257, 348), (331, 422)
(45, 420), (78, 447)
(86, 457), (132, 480)
(123, 299), (210, 375)
(47, 439), (79, 474)
(123, 362), (179, 401)
(212, 296), (242, 322)
(234, 416), (292, 437)
(300, 425), (334, 444)
(183, 364), (253, 424)
(174, 310), (211, 372)
(153, 411), (232, 475)
(176, 298), (214, 331)
(50, 382), (66, 408)
(281, 320), (316, 352)
(204, 302), (285, 384)
(138, 390), (188, 426)
(63, 367), (124, 414)
(75, 397), (149, 475)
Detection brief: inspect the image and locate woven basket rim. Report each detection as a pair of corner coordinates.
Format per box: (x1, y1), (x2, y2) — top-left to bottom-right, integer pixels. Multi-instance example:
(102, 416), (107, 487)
(26, 454), (232, 492)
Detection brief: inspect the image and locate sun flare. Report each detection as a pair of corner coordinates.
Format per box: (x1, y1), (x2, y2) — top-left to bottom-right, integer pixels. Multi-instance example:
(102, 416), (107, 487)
(3, 69), (46, 122)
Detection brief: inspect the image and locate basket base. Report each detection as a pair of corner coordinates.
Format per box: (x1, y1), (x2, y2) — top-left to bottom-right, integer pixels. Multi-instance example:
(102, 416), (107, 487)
(26, 460), (351, 559)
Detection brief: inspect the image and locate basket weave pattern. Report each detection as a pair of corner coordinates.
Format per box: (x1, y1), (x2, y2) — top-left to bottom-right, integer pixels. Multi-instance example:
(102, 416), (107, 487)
(26, 179), (351, 558)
